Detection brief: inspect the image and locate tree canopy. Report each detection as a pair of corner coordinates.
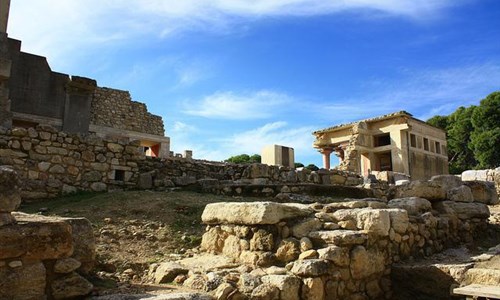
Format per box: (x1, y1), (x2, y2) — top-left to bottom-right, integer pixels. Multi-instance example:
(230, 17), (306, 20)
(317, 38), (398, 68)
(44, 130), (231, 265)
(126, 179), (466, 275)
(426, 91), (500, 173)
(225, 154), (261, 164)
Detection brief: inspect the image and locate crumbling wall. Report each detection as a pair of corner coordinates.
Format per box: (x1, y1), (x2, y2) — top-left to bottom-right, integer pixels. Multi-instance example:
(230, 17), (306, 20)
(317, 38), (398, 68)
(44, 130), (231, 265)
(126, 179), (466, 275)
(91, 87), (165, 136)
(151, 174), (494, 300)
(0, 125), (143, 199)
(0, 166), (95, 299)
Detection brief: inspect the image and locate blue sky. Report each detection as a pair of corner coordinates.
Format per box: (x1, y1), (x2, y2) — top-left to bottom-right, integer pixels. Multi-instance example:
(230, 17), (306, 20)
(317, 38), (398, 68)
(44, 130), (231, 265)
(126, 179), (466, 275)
(8, 0), (500, 167)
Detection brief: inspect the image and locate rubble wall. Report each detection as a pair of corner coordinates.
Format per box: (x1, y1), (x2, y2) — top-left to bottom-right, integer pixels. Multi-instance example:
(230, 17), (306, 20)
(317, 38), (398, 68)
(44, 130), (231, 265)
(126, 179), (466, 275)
(0, 166), (95, 299)
(91, 87), (165, 136)
(153, 175), (495, 300)
(0, 125), (144, 200)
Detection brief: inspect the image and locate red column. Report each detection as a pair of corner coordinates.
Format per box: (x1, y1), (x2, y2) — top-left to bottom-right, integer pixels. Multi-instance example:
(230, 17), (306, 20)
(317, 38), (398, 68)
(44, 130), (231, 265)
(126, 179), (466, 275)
(320, 148), (333, 170)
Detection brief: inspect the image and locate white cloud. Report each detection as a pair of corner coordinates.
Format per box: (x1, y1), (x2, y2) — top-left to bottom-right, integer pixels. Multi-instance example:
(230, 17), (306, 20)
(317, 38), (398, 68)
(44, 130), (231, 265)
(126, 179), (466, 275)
(7, 0), (466, 68)
(183, 90), (291, 120)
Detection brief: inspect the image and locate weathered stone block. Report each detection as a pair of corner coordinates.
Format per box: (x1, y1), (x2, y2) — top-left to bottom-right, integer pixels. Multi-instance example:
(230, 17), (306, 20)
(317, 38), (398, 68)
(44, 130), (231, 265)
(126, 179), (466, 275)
(309, 230), (367, 246)
(0, 263), (46, 300)
(202, 202), (313, 225)
(388, 197), (432, 216)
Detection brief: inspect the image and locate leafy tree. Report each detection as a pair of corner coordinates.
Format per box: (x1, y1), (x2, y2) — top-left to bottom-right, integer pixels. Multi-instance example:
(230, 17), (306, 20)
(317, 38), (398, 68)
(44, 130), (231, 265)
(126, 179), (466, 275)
(305, 164), (319, 171)
(225, 154), (261, 164)
(470, 92), (500, 168)
(294, 162), (305, 168)
(426, 115), (448, 130)
(446, 106), (477, 173)
(426, 91), (500, 173)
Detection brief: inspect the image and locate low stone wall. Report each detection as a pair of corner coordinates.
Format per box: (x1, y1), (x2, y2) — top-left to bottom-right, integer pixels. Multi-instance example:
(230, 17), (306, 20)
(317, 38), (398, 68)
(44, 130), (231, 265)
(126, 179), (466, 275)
(0, 125), (143, 199)
(462, 167), (500, 198)
(137, 157), (363, 192)
(0, 166), (95, 299)
(152, 175), (494, 300)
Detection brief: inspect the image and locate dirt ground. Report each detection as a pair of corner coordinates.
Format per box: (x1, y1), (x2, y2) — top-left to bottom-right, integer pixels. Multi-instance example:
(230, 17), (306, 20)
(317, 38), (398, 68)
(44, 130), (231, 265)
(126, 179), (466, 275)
(20, 190), (272, 296)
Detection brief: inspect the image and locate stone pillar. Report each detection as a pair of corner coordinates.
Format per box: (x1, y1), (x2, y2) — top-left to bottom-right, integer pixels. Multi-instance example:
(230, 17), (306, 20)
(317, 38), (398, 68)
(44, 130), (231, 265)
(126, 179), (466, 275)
(319, 148), (333, 170)
(184, 150), (193, 159)
(63, 76), (96, 133)
(0, 166), (21, 226)
(0, 0), (10, 34)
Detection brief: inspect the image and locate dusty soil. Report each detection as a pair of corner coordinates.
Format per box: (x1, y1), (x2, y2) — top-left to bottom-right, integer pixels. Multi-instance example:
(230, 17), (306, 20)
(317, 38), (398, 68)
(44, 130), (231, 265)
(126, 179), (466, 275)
(20, 190), (270, 296)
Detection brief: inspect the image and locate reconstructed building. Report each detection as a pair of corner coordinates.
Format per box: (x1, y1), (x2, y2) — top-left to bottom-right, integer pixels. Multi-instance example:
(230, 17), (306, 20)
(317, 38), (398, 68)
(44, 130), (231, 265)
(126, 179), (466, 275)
(0, 0), (170, 157)
(313, 111), (449, 180)
(261, 144), (295, 168)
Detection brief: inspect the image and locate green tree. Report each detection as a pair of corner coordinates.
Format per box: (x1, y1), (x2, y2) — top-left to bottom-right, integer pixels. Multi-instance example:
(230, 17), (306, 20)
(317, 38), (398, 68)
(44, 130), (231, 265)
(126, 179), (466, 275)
(294, 162), (305, 168)
(305, 164), (319, 171)
(446, 106), (477, 174)
(426, 115), (448, 130)
(225, 154), (261, 164)
(470, 92), (500, 168)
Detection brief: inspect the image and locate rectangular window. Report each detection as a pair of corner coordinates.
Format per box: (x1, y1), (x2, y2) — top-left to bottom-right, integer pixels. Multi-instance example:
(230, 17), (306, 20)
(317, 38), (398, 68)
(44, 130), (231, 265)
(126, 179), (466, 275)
(410, 134), (416, 148)
(430, 140), (435, 152)
(423, 138), (429, 151)
(435, 141), (441, 154)
(374, 133), (391, 147)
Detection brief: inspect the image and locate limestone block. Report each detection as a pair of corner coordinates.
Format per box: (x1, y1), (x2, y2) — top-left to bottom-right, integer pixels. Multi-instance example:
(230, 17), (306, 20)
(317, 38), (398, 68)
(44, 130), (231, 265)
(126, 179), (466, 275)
(301, 277), (324, 300)
(238, 273), (262, 294)
(394, 180), (446, 201)
(154, 262), (189, 284)
(244, 163), (271, 179)
(462, 170), (488, 181)
(440, 201), (490, 220)
(0, 262), (46, 300)
(250, 229), (274, 251)
(308, 230), (367, 246)
(299, 250), (318, 260)
(90, 182), (107, 192)
(381, 208), (409, 234)
(222, 235), (242, 259)
(0, 166), (21, 213)
(350, 246), (386, 280)
(251, 283), (280, 300)
(200, 227), (227, 253)
(317, 246), (350, 267)
(430, 175), (463, 190)
(464, 181), (499, 205)
(447, 185), (474, 202)
(202, 202), (313, 225)
(355, 208), (391, 236)
(51, 272), (93, 299)
(290, 259), (329, 277)
(387, 197), (432, 216)
(173, 176), (197, 186)
(107, 142), (124, 153)
(291, 218), (322, 238)
(0, 215), (73, 260)
(275, 238), (300, 263)
(465, 268), (500, 285)
(261, 274), (301, 300)
(54, 258), (81, 273)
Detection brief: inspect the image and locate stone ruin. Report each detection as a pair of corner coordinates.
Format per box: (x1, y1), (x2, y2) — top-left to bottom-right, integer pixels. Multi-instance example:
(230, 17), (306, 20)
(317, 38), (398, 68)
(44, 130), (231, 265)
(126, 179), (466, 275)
(149, 174), (498, 300)
(0, 166), (96, 299)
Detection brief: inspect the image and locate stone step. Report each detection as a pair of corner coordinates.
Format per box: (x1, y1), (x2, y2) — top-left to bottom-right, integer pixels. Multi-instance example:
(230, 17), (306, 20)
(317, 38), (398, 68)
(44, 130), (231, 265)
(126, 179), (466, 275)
(308, 230), (367, 247)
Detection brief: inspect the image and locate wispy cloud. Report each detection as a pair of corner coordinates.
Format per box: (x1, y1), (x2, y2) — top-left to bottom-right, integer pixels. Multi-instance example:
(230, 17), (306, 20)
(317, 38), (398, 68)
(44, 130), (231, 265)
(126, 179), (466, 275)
(8, 0), (466, 67)
(183, 90), (292, 120)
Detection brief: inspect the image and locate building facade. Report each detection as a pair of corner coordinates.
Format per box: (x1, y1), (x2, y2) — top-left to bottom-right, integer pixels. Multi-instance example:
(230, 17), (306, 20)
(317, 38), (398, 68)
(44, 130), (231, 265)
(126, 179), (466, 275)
(0, 0), (170, 158)
(313, 111), (449, 180)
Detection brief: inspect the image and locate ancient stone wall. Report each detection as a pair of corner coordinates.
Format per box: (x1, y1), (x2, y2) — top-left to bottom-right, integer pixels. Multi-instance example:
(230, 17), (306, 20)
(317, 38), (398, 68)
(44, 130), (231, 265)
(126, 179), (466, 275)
(151, 174), (495, 300)
(0, 125), (144, 200)
(0, 166), (95, 299)
(137, 157), (365, 196)
(91, 87), (164, 136)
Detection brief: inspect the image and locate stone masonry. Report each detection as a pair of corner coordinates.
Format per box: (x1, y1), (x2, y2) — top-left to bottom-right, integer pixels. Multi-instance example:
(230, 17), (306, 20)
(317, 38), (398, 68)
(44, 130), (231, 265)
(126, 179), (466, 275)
(0, 166), (95, 299)
(151, 174), (497, 300)
(91, 87), (164, 136)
